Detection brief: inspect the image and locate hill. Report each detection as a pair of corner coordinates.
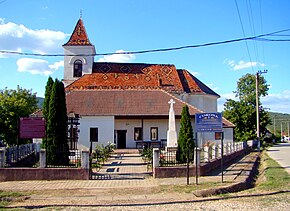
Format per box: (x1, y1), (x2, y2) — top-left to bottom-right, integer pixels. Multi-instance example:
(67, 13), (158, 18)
(267, 112), (290, 137)
(37, 97), (44, 109)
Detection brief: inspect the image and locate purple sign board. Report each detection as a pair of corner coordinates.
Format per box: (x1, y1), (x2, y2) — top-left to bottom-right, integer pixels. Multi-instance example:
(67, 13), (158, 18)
(19, 117), (46, 139)
(195, 113), (223, 132)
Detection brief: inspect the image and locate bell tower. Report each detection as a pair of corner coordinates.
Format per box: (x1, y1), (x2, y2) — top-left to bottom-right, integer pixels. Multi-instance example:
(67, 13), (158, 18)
(63, 18), (96, 87)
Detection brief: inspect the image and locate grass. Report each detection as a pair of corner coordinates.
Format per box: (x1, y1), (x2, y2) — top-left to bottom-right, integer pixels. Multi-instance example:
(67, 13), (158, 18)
(256, 151), (290, 191)
(0, 190), (25, 208)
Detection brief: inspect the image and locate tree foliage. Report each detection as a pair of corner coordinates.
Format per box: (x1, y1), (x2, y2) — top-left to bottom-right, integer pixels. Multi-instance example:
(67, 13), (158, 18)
(223, 73), (271, 142)
(177, 105), (195, 163)
(42, 76), (54, 148)
(0, 86), (38, 146)
(46, 79), (69, 165)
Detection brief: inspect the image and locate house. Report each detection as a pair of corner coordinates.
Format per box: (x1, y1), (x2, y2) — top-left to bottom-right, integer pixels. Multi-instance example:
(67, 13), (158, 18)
(63, 18), (234, 150)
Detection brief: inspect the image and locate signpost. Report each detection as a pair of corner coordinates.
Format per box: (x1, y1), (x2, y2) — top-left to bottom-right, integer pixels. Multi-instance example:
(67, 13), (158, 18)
(195, 112), (224, 184)
(19, 117), (46, 139)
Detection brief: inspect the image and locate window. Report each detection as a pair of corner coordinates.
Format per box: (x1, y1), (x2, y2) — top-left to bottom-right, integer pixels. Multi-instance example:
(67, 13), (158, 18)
(150, 127), (158, 140)
(134, 127), (142, 141)
(73, 59), (82, 77)
(90, 128), (98, 142)
(215, 132), (222, 140)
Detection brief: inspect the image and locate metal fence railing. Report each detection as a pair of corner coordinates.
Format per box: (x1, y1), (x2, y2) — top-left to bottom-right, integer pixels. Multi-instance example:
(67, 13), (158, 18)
(5, 143), (39, 167)
(160, 150), (189, 167)
(46, 145), (81, 168)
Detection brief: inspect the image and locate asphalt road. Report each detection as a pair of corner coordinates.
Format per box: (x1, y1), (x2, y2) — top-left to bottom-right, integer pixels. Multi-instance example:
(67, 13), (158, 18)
(266, 142), (290, 175)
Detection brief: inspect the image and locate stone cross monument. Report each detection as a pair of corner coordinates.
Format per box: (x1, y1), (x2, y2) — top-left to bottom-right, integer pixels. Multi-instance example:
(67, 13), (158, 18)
(167, 99), (178, 149)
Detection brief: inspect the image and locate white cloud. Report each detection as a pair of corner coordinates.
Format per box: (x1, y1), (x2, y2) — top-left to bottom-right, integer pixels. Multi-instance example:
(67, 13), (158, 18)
(206, 83), (219, 92)
(97, 50), (136, 63)
(261, 90), (290, 113)
(224, 59), (265, 71)
(0, 18), (67, 55)
(217, 91), (290, 113)
(17, 58), (63, 76)
(217, 93), (237, 112)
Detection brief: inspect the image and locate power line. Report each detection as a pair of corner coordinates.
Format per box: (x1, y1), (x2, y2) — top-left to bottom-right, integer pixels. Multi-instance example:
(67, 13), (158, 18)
(235, 0), (255, 73)
(0, 29), (290, 57)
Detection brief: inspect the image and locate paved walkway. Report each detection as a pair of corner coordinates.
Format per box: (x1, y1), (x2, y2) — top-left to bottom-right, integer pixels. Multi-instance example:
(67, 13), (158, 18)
(266, 142), (290, 175)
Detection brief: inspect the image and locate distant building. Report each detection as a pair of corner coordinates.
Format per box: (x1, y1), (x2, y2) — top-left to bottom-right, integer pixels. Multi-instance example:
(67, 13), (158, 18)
(63, 18), (235, 150)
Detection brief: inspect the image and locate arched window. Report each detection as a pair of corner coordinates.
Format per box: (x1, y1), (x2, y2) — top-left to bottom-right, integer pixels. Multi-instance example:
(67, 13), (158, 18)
(73, 60), (82, 77)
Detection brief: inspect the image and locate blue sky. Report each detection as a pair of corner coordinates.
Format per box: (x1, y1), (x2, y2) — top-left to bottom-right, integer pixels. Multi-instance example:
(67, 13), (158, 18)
(0, 0), (290, 113)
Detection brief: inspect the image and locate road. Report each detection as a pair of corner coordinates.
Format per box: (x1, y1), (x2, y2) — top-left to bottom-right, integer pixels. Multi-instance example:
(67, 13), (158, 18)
(267, 142), (290, 175)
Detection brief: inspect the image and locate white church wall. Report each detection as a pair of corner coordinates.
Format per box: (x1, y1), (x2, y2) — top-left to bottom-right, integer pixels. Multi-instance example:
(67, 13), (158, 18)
(114, 119), (184, 149)
(63, 45), (95, 83)
(78, 116), (114, 149)
(175, 93), (218, 112)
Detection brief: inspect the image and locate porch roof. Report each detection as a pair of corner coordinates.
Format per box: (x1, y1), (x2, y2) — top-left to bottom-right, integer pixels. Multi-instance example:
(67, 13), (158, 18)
(66, 89), (234, 127)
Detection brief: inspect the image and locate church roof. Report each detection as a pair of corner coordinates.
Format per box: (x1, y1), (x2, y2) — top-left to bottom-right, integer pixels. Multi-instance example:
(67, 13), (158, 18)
(66, 89), (234, 127)
(66, 89), (200, 117)
(66, 62), (219, 97)
(63, 19), (92, 46)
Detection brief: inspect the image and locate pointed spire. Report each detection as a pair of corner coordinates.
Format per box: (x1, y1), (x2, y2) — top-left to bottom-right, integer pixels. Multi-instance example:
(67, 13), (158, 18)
(63, 18), (92, 46)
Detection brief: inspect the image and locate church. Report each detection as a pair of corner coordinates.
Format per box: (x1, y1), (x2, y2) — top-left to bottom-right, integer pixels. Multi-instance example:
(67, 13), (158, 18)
(63, 18), (234, 150)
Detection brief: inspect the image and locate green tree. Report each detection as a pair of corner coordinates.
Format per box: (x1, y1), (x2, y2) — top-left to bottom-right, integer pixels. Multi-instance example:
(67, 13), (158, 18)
(42, 77), (54, 148)
(46, 79), (69, 165)
(223, 73), (271, 142)
(0, 86), (38, 146)
(177, 105), (195, 163)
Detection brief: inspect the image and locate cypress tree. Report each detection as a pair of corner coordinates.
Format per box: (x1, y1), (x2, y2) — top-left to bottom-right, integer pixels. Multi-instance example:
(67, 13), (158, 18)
(42, 76), (54, 148)
(46, 79), (69, 165)
(177, 105), (194, 163)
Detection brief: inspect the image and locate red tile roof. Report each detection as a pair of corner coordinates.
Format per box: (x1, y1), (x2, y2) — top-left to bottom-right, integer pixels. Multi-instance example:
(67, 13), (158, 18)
(66, 89), (234, 127)
(66, 62), (219, 97)
(63, 19), (92, 46)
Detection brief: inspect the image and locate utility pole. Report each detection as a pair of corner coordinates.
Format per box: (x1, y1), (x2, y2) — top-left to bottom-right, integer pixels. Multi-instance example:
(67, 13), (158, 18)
(256, 70), (267, 152)
(273, 116), (276, 136)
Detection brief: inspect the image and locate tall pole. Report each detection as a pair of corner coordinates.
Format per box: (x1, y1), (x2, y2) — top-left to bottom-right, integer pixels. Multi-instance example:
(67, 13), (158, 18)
(287, 122), (289, 138)
(256, 70), (267, 151)
(256, 72), (260, 151)
(281, 122), (283, 139)
(273, 116), (276, 137)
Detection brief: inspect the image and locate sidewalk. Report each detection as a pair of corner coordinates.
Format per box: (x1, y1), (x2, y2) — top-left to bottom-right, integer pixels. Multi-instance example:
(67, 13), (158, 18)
(0, 151), (260, 192)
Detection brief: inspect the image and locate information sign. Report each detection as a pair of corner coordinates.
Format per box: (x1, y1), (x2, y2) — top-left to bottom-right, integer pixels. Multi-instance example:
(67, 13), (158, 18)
(195, 113), (223, 132)
(19, 117), (46, 139)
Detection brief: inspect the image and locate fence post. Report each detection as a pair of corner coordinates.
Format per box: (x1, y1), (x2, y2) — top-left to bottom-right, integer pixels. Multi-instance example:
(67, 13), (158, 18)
(81, 150), (90, 169)
(153, 148), (160, 178)
(217, 144), (222, 158)
(39, 149), (46, 168)
(204, 146), (209, 162)
(0, 148), (5, 168)
(212, 145), (216, 160)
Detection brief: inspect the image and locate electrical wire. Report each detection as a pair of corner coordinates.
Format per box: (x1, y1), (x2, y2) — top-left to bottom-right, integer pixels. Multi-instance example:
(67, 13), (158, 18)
(0, 29), (289, 57)
(235, 0), (254, 73)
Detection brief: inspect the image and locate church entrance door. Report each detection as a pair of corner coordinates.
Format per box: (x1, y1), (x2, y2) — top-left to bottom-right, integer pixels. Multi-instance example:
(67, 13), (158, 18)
(117, 130), (127, 149)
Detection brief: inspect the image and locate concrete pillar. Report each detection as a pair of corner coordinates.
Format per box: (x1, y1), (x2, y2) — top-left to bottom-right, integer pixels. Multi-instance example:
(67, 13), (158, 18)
(223, 143), (227, 155)
(211, 145), (216, 160)
(81, 150), (90, 169)
(39, 149), (46, 168)
(153, 148), (160, 168)
(0, 148), (5, 168)
(204, 146), (209, 162)
(227, 143), (231, 154)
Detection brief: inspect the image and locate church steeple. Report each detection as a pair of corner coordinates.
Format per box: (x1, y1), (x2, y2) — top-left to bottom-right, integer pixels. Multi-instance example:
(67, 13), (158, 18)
(63, 18), (92, 46)
(63, 18), (96, 87)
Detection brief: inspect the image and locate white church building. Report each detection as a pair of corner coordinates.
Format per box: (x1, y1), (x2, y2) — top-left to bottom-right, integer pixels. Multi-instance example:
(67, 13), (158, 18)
(63, 18), (235, 150)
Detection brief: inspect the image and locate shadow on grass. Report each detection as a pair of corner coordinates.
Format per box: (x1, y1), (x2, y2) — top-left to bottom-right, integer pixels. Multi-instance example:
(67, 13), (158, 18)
(7, 190), (290, 209)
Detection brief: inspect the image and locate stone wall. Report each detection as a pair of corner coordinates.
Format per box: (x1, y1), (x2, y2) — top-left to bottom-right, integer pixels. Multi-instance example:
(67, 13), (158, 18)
(0, 168), (89, 182)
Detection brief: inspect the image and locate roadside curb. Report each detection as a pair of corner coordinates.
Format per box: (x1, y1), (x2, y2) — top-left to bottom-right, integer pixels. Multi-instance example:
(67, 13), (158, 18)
(193, 152), (261, 197)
